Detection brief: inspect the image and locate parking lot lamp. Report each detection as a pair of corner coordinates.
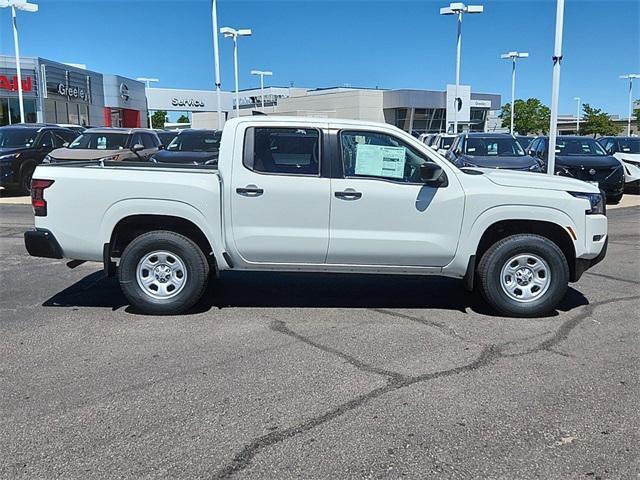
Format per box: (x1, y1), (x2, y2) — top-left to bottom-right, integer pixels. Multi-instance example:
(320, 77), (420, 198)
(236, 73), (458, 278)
(220, 27), (252, 116)
(250, 70), (273, 111)
(573, 96), (580, 134)
(547, 0), (565, 176)
(211, 0), (223, 128)
(136, 77), (159, 128)
(1, 0), (39, 124)
(501, 51), (529, 135)
(620, 74), (639, 136)
(440, 2), (483, 134)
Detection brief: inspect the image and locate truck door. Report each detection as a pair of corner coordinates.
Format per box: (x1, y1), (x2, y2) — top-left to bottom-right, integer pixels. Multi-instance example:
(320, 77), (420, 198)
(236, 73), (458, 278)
(327, 128), (465, 267)
(230, 125), (330, 264)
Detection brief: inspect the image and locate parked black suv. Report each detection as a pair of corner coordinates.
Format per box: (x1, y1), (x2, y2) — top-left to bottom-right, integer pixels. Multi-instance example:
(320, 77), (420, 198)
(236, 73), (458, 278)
(528, 136), (624, 203)
(150, 129), (221, 165)
(446, 133), (542, 172)
(0, 124), (77, 194)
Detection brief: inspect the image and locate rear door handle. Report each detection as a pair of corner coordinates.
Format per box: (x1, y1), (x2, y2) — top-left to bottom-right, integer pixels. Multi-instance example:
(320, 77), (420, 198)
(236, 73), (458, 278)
(334, 189), (362, 200)
(236, 185), (264, 196)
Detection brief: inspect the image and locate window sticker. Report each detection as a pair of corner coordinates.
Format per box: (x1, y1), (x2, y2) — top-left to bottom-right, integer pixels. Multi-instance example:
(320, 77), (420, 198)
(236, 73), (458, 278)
(354, 144), (405, 179)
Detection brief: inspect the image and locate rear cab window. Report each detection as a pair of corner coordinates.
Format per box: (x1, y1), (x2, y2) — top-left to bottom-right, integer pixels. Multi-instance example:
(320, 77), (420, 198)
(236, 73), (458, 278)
(243, 127), (321, 175)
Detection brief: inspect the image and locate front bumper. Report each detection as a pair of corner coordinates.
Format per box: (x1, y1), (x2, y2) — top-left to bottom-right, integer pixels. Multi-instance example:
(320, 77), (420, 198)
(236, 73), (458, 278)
(24, 228), (63, 259)
(573, 237), (607, 282)
(0, 162), (17, 188)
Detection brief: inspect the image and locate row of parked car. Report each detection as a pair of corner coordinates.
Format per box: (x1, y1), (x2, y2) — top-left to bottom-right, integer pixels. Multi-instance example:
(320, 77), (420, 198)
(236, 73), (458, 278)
(0, 124), (221, 194)
(417, 131), (640, 204)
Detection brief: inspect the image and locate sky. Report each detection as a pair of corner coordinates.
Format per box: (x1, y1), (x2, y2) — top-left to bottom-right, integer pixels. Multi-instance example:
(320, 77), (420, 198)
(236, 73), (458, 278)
(0, 0), (639, 117)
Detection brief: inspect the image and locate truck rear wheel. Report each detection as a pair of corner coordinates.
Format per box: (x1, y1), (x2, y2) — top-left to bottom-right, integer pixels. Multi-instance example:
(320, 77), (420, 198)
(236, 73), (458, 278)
(118, 231), (209, 315)
(477, 234), (569, 318)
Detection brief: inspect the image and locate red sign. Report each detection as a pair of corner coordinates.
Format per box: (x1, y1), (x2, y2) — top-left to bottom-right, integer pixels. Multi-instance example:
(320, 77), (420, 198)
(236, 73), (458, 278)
(0, 75), (33, 92)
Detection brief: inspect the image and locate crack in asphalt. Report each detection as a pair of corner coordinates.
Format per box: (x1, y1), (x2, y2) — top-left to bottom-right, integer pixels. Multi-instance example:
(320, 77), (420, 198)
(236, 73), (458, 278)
(211, 294), (639, 479)
(583, 271), (640, 285)
(370, 308), (468, 342)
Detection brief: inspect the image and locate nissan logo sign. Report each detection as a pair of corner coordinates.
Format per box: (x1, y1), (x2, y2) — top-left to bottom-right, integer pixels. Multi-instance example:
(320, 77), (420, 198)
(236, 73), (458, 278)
(171, 97), (205, 108)
(120, 83), (130, 101)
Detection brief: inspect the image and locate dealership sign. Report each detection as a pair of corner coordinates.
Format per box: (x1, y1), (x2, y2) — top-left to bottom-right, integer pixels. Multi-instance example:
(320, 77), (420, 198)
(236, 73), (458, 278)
(56, 82), (89, 101)
(0, 75), (33, 93)
(172, 97), (205, 108)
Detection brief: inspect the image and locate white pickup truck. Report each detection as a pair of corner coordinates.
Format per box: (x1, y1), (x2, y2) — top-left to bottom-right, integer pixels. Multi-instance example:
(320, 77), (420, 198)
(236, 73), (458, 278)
(24, 117), (608, 317)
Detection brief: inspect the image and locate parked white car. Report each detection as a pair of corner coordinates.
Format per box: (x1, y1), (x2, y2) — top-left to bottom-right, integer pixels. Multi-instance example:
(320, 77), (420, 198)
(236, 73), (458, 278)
(598, 136), (640, 184)
(430, 133), (457, 156)
(25, 117), (608, 317)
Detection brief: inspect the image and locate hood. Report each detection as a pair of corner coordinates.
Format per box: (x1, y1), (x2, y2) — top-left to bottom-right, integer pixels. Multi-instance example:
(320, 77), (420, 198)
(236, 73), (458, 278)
(460, 154), (539, 170)
(0, 146), (30, 156)
(152, 150), (218, 164)
(555, 154), (620, 168)
(49, 147), (127, 161)
(480, 168), (600, 193)
(614, 152), (640, 164)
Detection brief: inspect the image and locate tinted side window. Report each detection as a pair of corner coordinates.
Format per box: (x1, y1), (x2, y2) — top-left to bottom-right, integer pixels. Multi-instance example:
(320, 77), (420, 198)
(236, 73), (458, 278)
(130, 133), (142, 147)
(58, 130), (78, 144)
(39, 131), (55, 149)
(340, 130), (431, 183)
(142, 133), (157, 149)
(244, 127), (320, 175)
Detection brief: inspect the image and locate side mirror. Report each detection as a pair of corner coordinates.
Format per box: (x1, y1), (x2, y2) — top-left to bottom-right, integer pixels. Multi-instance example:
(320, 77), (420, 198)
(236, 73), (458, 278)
(158, 144), (165, 150)
(420, 163), (447, 187)
(131, 143), (144, 152)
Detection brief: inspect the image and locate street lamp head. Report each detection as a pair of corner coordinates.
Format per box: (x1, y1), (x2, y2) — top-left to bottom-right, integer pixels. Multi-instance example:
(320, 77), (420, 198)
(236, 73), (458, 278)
(0, 0), (38, 11)
(440, 3), (483, 15)
(220, 26), (237, 37)
(237, 28), (252, 37)
(620, 74), (640, 80)
(251, 70), (272, 76)
(136, 77), (159, 83)
(501, 51), (529, 59)
(574, 96), (580, 101)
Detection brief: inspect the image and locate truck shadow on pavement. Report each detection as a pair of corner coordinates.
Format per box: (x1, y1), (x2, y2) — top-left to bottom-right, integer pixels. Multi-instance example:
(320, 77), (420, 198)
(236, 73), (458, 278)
(42, 269), (589, 317)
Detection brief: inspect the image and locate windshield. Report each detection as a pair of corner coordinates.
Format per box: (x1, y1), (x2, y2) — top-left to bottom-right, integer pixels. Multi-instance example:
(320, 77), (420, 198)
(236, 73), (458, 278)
(0, 129), (37, 148)
(556, 138), (606, 156)
(465, 137), (525, 157)
(166, 132), (221, 152)
(68, 133), (129, 150)
(440, 137), (454, 149)
(618, 138), (640, 154)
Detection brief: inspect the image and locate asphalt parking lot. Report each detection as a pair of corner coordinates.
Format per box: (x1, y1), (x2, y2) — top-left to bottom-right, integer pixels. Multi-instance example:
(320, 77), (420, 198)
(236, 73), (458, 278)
(1, 203), (639, 479)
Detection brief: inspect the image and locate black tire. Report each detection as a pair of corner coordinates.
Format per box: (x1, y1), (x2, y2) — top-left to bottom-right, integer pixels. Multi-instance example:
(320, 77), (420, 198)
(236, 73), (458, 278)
(477, 234), (569, 318)
(607, 193), (623, 205)
(20, 163), (36, 196)
(118, 231), (209, 315)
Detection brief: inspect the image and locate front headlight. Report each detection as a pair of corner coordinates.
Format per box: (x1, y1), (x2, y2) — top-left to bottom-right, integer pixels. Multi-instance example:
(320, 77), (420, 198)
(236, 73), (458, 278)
(97, 154), (120, 162)
(569, 191), (605, 215)
(460, 159), (478, 168)
(0, 153), (19, 163)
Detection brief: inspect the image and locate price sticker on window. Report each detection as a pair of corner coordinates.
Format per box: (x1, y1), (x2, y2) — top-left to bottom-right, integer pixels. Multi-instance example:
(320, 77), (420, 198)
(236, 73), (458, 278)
(354, 144), (406, 179)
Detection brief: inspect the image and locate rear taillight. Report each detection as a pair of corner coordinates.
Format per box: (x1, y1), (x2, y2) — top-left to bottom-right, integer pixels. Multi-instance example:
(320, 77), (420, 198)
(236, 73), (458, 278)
(31, 179), (54, 217)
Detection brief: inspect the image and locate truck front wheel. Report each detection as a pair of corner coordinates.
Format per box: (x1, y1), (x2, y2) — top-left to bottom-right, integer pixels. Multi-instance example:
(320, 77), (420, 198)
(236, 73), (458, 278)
(477, 234), (569, 318)
(118, 231), (209, 315)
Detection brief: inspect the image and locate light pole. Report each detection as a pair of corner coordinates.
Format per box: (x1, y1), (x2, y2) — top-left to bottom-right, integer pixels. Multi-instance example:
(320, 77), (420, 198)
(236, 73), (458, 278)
(136, 77), (159, 128)
(220, 26), (252, 117)
(440, 2), (483, 134)
(1, 0), (39, 124)
(211, 0), (223, 128)
(501, 51), (528, 135)
(547, 0), (565, 176)
(620, 74), (639, 136)
(573, 96), (580, 134)
(250, 70), (272, 111)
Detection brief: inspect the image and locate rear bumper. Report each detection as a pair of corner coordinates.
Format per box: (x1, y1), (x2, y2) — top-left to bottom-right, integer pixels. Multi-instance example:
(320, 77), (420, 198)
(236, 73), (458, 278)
(24, 228), (63, 259)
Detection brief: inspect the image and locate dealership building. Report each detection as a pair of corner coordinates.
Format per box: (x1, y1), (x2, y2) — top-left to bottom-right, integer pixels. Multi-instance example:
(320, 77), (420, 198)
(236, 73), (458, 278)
(0, 55), (147, 127)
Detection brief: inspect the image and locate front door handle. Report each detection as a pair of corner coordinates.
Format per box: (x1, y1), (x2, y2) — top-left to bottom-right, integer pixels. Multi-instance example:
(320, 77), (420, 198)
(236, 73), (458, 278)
(334, 189), (362, 200)
(236, 185), (264, 196)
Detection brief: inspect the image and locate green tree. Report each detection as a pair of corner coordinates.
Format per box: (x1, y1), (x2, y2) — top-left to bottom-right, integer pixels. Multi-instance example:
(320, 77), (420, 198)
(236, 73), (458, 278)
(499, 98), (551, 135)
(151, 110), (167, 129)
(580, 104), (622, 137)
(177, 114), (190, 124)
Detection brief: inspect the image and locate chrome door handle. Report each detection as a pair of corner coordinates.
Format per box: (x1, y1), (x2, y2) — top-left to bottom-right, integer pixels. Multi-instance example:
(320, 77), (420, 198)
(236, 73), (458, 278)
(236, 185), (264, 196)
(334, 189), (362, 200)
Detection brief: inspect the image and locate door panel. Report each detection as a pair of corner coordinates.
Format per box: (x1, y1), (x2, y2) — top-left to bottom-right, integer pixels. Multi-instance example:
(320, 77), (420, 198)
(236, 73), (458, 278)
(230, 126), (330, 264)
(327, 128), (465, 267)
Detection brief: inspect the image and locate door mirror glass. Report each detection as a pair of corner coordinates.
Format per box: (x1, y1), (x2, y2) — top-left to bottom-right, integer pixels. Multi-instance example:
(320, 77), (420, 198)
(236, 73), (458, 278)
(131, 143), (145, 152)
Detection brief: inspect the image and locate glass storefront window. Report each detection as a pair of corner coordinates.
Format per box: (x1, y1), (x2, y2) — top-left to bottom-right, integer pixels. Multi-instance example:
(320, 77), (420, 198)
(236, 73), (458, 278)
(0, 98), (38, 126)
